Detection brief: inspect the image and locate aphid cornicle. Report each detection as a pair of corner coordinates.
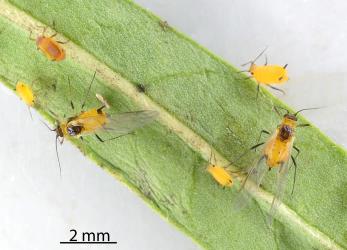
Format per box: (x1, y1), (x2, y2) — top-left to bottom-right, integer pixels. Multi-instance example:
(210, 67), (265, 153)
(33, 23), (66, 61)
(207, 152), (233, 188)
(236, 107), (317, 224)
(46, 72), (158, 175)
(241, 47), (288, 97)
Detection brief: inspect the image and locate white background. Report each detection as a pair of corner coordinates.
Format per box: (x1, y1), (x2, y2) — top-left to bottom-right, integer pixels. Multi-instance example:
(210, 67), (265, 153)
(0, 1), (346, 249)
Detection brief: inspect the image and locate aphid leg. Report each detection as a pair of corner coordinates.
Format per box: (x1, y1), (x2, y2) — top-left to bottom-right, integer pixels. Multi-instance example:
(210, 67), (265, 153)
(81, 71), (97, 110)
(264, 55), (268, 66)
(229, 142), (265, 166)
(255, 130), (270, 150)
(49, 20), (57, 38)
(57, 40), (69, 44)
(27, 106), (33, 120)
(94, 132), (133, 142)
(268, 85), (286, 95)
(249, 142), (265, 153)
(283, 64), (288, 69)
(293, 145), (300, 158)
(256, 83), (260, 99)
(41, 25), (48, 37)
(50, 32), (57, 38)
(297, 123), (310, 128)
(290, 155), (297, 195)
(291, 145), (301, 194)
(273, 106), (283, 118)
(29, 30), (36, 41)
(273, 105), (289, 116)
(68, 76), (75, 111)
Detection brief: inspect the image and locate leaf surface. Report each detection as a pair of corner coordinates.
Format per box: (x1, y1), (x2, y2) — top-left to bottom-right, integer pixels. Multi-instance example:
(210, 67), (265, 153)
(0, 0), (346, 249)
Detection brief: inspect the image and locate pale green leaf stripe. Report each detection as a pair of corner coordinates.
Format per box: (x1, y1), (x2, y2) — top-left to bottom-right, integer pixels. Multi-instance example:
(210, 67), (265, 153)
(0, 0), (345, 249)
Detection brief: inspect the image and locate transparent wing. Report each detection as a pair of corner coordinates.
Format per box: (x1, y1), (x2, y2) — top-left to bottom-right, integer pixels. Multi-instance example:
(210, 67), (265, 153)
(232, 155), (268, 211)
(103, 110), (159, 135)
(267, 160), (290, 225)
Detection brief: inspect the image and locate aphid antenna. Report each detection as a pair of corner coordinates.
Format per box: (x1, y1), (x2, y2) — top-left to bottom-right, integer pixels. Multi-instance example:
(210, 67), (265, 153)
(294, 107), (323, 116)
(39, 119), (56, 131)
(241, 46), (268, 67)
(273, 105), (290, 116)
(40, 116), (62, 177)
(208, 149), (217, 166)
(55, 134), (62, 178)
(81, 71), (97, 110)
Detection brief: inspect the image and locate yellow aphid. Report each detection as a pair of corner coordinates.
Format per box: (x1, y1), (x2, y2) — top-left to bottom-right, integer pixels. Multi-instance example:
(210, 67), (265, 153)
(249, 64), (288, 85)
(242, 47), (288, 96)
(238, 108), (316, 224)
(16, 81), (35, 106)
(207, 164), (233, 187)
(56, 107), (158, 140)
(59, 107), (108, 138)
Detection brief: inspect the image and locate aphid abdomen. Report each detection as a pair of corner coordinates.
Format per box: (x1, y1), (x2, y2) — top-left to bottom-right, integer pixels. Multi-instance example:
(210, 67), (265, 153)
(253, 65), (288, 84)
(16, 82), (35, 106)
(37, 36), (65, 61)
(207, 165), (233, 187)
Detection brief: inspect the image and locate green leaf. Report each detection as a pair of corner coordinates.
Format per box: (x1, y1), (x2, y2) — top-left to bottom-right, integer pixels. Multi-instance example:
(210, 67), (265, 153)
(0, 0), (346, 249)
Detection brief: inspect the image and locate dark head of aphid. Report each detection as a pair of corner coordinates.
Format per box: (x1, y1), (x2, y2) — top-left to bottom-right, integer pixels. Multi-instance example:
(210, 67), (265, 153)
(284, 113), (297, 121)
(55, 125), (64, 138)
(67, 124), (83, 136)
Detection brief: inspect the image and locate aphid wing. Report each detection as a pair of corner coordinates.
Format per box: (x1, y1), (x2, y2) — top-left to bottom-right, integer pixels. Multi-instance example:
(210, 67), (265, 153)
(232, 156), (267, 211)
(232, 189), (252, 212)
(104, 110), (158, 134)
(267, 160), (290, 225)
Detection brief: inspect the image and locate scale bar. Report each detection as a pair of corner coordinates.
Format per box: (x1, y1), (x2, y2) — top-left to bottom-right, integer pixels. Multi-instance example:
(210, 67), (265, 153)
(60, 241), (117, 244)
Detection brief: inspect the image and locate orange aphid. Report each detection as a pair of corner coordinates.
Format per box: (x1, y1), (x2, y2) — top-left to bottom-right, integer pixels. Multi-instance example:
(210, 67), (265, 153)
(36, 35), (65, 61)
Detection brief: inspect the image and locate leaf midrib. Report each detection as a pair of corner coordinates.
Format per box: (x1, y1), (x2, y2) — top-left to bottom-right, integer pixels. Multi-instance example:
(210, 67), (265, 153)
(0, 1), (342, 249)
